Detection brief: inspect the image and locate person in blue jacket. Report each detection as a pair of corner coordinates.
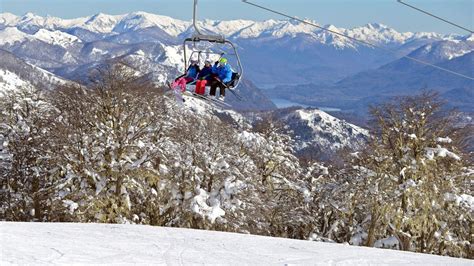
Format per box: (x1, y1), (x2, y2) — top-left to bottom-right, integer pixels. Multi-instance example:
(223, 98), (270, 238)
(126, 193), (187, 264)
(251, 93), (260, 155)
(186, 59), (200, 80)
(209, 57), (233, 100)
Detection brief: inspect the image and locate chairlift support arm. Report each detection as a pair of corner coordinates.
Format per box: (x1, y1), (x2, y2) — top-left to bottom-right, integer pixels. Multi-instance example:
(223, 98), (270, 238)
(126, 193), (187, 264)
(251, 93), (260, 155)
(183, 0), (244, 89)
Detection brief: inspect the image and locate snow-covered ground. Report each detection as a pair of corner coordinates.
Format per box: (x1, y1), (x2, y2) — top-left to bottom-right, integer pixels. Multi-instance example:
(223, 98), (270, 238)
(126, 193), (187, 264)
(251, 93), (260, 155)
(0, 222), (471, 265)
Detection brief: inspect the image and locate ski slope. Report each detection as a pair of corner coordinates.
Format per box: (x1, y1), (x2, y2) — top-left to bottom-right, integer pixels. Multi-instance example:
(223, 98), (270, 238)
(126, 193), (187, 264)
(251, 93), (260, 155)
(0, 222), (471, 265)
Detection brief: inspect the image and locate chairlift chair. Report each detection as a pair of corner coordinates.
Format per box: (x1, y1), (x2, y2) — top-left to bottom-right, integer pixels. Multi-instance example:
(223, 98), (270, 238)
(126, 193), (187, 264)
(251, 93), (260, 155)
(180, 0), (244, 90)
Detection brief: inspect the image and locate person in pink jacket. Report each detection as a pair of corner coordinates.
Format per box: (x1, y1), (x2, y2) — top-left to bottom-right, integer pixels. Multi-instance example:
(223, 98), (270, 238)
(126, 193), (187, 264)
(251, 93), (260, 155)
(172, 59), (200, 92)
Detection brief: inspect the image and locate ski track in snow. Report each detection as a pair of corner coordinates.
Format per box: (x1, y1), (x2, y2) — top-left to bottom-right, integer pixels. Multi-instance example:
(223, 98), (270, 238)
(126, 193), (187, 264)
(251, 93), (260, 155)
(0, 222), (471, 265)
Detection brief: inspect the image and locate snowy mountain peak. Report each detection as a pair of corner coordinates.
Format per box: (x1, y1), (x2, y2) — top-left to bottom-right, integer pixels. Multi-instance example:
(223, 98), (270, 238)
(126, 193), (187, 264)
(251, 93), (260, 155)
(408, 38), (474, 62)
(15, 12), (52, 32)
(270, 108), (369, 156)
(465, 34), (474, 42)
(18, 12), (47, 27)
(229, 19), (280, 38)
(324, 24), (341, 32)
(113, 11), (189, 36)
(88, 13), (116, 22)
(0, 27), (29, 45)
(33, 28), (81, 46)
(365, 23), (388, 30)
(0, 26), (81, 47)
(270, 20), (318, 37)
(0, 12), (19, 25)
(199, 19), (255, 37)
(21, 12), (39, 20)
(291, 109), (368, 152)
(293, 109), (367, 136)
(83, 13), (121, 33)
(86, 12), (114, 21)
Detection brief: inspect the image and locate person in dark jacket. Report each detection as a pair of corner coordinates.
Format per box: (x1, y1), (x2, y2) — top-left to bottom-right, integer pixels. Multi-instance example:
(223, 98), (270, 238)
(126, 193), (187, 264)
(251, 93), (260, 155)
(209, 57), (233, 100)
(194, 59), (213, 95)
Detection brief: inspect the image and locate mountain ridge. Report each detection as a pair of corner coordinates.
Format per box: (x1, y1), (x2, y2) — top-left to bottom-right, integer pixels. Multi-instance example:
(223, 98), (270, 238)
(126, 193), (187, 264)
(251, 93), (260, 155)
(1, 11), (461, 46)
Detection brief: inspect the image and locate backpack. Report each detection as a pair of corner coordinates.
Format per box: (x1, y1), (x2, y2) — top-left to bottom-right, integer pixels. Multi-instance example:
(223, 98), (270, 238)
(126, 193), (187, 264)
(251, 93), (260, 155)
(226, 72), (241, 88)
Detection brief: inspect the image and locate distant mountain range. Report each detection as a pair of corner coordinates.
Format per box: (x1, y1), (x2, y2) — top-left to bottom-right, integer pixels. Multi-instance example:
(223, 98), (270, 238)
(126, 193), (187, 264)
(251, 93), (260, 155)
(0, 11), (472, 114)
(269, 40), (473, 114)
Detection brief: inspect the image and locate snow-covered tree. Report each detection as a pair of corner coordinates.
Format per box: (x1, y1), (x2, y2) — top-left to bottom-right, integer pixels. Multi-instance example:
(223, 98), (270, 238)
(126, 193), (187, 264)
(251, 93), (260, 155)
(333, 92), (472, 258)
(153, 109), (311, 236)
(0, 86), (59, 221)
(46, 64), (170, 223)
(241, 118), (312, 238)
(152, 111), (249, 229)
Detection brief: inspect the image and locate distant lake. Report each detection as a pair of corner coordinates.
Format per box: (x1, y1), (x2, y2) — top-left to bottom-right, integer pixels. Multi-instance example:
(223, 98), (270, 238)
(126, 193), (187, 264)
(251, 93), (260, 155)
(271, 98), (341, 112)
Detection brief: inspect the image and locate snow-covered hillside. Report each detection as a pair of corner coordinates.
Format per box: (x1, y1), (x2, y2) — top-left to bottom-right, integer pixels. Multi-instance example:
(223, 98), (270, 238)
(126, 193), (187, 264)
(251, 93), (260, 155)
(406, 39), (474, 62)
(287, 109), (368, 152)
(33, 28), (81, 47)
(258, 107), (369, 158)
(1, 222), (471, 265)
(0, 27), (30, 45)
(179, 98), (368, 158)
(0, 50), (67, 91)
(0, 69), (31, 92)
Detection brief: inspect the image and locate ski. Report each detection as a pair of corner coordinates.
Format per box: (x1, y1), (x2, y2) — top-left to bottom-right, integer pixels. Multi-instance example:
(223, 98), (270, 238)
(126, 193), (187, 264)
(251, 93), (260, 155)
(227, 88), (243, 101)
(215, 79), (243, 101)
(187, 92), (231, 107)
(166, 81), (231, 108)
(166, 81), (185, 106)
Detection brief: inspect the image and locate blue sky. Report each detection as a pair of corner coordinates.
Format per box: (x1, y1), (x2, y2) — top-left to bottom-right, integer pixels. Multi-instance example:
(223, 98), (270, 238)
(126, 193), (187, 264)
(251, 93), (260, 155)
(1, 0), (472, 34)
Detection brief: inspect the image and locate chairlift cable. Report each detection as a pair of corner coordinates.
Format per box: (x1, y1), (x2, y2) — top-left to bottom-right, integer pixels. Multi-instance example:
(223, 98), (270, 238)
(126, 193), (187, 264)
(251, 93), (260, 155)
(241, 0), (474, 81)
(397, 0), (473, 34)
